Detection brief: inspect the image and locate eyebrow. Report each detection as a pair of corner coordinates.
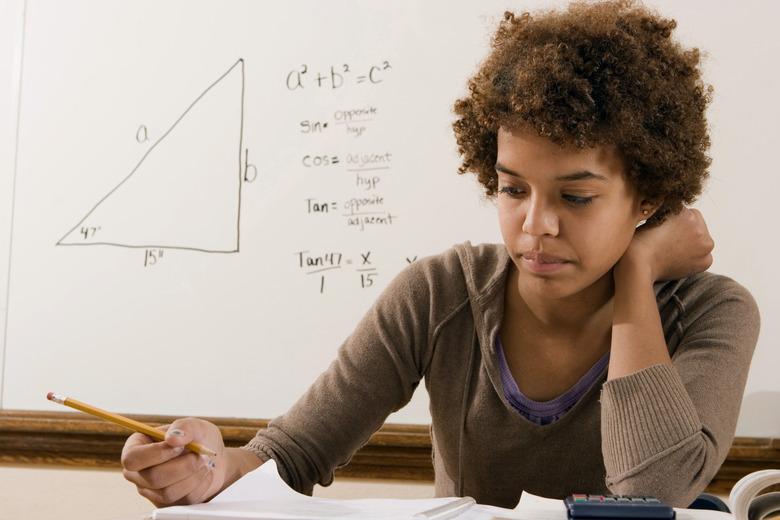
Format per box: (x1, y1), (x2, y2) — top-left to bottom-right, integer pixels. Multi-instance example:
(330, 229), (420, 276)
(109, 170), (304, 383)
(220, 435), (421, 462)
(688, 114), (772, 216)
(495, 162), (609, 182)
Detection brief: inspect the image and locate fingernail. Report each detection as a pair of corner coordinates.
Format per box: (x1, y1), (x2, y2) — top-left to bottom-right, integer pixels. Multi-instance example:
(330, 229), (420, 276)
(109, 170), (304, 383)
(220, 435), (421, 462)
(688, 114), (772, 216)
(173, 446), (184, 453)
(168, 429), (184, 436)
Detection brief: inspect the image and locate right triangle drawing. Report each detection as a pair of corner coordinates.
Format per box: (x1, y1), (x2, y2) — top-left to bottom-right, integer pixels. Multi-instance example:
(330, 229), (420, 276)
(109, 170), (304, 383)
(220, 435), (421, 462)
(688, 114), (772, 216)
(58, 58), (245, 253)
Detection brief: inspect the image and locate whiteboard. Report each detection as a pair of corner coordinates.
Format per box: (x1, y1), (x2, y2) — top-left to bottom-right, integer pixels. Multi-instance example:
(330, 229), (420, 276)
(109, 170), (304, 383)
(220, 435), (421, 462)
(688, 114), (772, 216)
(1, 0), (778, 435)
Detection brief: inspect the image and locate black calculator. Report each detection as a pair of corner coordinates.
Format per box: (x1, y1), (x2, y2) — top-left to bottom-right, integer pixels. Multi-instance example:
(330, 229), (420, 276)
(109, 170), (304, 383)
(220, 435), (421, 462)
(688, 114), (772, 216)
(564, 494), (676, 519)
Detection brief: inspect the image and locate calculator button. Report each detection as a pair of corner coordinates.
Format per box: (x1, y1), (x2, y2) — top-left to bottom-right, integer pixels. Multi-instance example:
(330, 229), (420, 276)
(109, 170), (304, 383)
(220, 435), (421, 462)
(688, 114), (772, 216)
(564, 494), (675, 520)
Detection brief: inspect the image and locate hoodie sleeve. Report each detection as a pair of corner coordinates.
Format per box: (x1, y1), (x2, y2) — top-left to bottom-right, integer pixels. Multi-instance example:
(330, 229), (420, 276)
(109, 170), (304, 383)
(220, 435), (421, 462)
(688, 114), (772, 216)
(600, 274), (760, 507)
(240, 248), (471, 494)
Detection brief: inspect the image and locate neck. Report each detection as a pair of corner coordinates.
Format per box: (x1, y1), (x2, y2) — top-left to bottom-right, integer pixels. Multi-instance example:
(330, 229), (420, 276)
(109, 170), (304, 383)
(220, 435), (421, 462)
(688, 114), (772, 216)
(507, 266), (615, 337)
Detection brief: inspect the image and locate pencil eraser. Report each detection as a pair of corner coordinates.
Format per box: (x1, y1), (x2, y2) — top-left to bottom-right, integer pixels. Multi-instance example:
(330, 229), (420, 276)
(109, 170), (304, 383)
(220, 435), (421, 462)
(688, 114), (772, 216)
(46, 392), (54, 401)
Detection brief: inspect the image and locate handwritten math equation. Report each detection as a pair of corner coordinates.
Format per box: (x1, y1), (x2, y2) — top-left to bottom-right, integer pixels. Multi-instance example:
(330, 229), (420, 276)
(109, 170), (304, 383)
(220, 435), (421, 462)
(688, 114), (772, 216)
(300, 105), (378, 139)
(305, 193), (397, 232)
(294, 249), (418, 294)
(286, 61), (392, 91)
(287, 59), (405, 293)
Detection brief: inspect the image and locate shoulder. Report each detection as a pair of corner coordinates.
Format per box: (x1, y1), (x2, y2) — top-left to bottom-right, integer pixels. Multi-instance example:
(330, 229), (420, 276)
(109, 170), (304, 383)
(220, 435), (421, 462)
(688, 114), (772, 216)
(656, 272), (758, 317)
(381, 241), (509, 316)
(655, 271), (760, 342)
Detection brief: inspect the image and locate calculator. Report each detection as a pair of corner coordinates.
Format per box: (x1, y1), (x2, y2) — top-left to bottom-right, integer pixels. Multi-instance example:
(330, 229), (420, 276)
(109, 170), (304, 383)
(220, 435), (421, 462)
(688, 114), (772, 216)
(564, 494), (676, 519)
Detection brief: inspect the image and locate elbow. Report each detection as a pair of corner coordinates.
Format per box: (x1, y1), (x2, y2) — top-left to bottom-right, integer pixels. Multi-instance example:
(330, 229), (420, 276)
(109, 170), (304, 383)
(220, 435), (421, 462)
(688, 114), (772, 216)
(606, 441), (716, 508)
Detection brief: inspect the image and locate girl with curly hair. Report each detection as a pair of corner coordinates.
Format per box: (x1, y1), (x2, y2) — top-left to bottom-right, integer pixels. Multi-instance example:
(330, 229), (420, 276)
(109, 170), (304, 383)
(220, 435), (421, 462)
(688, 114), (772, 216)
(122, 0), (758, 509)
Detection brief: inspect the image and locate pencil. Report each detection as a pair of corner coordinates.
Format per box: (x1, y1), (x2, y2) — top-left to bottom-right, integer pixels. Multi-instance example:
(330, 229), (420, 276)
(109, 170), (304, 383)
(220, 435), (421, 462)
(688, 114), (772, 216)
(46, 392), (218, 457)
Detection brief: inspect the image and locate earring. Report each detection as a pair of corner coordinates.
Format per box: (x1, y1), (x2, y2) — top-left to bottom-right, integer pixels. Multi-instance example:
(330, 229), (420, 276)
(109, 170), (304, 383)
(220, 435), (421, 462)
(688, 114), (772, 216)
(636, 210), (649, 228)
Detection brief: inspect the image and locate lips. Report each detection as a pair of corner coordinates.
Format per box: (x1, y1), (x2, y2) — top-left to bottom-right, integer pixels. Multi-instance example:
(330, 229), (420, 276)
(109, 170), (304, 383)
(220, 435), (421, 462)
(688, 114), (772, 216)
(522, 251), (566, 264)
(520, 251), (569, 274)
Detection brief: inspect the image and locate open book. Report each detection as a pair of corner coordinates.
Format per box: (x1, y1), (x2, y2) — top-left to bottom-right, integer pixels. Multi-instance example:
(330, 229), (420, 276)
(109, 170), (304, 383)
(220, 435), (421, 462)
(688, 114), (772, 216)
(729, 470), (780, 520)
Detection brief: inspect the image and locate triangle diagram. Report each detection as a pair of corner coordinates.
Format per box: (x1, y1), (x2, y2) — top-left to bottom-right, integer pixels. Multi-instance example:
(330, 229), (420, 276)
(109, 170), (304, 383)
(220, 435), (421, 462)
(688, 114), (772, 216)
(58, 59), (244, 253)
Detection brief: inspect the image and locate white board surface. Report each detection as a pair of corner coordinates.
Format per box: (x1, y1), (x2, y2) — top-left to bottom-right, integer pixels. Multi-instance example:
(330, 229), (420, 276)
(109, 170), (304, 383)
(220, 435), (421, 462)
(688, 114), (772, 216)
(0, 0), (777, 435)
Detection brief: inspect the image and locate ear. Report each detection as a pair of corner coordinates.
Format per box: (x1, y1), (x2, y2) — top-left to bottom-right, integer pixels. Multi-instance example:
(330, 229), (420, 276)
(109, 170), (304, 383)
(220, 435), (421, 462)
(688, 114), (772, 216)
(636, 199), (662, 226)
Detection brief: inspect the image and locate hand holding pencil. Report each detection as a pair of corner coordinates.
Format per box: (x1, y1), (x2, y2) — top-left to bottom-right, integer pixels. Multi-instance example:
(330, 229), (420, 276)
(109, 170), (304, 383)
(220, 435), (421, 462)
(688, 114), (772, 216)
(47, 392), (233, 506)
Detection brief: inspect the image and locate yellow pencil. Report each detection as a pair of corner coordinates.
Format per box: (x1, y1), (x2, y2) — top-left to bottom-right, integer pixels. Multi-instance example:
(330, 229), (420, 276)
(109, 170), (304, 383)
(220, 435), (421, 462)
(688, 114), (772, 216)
(46, 392), (218, 457)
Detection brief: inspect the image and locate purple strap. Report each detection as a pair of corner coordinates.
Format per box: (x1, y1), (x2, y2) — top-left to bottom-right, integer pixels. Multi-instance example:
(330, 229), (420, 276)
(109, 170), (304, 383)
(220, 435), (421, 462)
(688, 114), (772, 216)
(495, 336), (610, 425)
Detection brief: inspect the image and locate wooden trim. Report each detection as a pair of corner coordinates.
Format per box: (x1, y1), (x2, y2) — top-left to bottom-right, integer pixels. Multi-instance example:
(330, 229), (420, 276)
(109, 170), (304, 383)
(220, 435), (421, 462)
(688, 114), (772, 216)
(0, 410), (434, 480)
(1, 410), (777, 492)
(707, 437), (780, 495)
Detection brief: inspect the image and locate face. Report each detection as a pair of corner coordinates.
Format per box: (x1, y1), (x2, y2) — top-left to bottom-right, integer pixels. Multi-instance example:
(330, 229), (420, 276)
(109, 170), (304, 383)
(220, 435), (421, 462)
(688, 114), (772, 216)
(496, 127), (647, 303)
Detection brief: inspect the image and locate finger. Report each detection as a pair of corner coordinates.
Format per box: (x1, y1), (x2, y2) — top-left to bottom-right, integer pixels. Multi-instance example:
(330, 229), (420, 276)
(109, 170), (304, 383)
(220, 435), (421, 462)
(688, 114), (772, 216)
(121, 431), (187, 472)
(133, 448), (211, 488)
(162, 417), (219, 450)
(130, 452), (216, 505)
(704, 236), (715, 255)
(702, 253), (713, 271)
(121, 422), (171, 451)
(177, 462), (219, 505)
(123, 427), (164, 449)
(142, 473), (213, 507)
(690, 208), (712, 234)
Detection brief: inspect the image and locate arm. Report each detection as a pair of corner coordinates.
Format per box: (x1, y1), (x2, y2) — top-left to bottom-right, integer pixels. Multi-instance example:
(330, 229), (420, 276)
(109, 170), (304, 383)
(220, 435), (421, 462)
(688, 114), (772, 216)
(242, 259), (439, 494)
(121, 256), (445, 504)
(609, 208), (714, 380)
(123, 259), (438, 503)
(601, 209), (759, 506)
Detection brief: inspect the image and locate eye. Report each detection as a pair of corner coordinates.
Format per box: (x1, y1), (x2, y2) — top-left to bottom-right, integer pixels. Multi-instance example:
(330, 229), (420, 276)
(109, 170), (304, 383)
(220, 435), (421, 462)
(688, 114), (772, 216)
(499, 186), (525, 197)
(562, 194), (594, 206)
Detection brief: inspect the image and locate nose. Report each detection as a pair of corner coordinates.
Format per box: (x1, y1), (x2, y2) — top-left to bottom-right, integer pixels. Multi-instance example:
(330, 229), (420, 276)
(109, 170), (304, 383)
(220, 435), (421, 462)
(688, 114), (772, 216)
(522, 195), (559, 237)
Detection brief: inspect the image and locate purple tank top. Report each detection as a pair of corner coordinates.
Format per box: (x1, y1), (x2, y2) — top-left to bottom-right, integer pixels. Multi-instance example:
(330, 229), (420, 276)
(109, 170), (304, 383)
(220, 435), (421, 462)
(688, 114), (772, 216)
(495, 336), (610, 425)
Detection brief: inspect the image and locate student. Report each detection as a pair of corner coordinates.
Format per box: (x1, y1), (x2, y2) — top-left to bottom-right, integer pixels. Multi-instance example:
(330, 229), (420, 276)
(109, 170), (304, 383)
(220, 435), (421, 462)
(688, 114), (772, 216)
(121, 0), (759, 509)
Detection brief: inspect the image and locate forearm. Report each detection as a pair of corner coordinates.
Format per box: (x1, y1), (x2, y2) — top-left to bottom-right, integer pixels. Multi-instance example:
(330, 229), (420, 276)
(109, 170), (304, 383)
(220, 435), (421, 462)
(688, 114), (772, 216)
(601, 364), (707, 506)
(604, 260), (699, 504)
(608, 259), (671, 380)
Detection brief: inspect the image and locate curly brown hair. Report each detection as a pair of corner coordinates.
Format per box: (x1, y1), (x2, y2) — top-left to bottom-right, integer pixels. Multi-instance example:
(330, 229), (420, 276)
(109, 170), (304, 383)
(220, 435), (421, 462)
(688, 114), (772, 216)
(453, 0), (712, 222)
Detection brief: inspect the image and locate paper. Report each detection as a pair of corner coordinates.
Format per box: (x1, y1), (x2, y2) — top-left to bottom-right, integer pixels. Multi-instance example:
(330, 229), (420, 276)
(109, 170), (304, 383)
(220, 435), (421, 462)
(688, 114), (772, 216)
(674, 510), (733, 520)
(154, 462), (732, 520)
(151, 461), (506, 520)
(489, 491), (567, 520)
(729, 470), (780, 520)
